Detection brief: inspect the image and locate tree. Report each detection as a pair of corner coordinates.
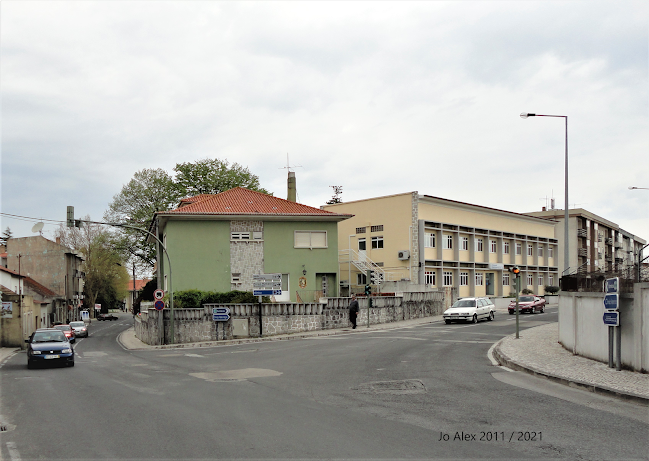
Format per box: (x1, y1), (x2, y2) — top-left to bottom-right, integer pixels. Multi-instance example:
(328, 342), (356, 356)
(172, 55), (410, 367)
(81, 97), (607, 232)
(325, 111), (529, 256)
(174, 158), (269, 196)
(104, 159), (269, 270)
(1, 227), (12, 245)
(103, 168), (182, 268)
(54, 218), (129, 314)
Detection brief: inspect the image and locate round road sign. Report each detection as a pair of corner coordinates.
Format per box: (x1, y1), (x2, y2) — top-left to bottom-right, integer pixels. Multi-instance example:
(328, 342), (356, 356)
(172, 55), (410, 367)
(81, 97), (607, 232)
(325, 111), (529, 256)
(153, 289), (164, 300)
(154, 300), (165, 311)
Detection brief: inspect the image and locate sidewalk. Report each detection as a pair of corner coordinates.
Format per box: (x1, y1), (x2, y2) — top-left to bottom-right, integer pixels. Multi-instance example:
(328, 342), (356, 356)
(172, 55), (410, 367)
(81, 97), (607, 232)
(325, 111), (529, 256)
(493, 322), (649, 404)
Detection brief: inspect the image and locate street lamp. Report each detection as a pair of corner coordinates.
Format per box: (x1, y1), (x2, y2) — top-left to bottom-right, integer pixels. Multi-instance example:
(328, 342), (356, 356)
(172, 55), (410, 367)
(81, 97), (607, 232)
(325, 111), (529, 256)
(629, 186), (649, 190)
(521, 112), (570, 276)
(348, 234), (356, 296)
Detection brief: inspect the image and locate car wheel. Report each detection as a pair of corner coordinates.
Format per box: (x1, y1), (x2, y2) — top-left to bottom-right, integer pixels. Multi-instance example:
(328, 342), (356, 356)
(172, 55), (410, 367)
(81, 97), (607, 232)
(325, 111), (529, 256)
(27, 360), (34, 369)
(472, 314), (478, 324)
(444, 319), (451, 324)
(540, 306), (545, 313)
(69, 362), (75, 367)
(509, 311), (514, 315)
(488, 311), (494, 321)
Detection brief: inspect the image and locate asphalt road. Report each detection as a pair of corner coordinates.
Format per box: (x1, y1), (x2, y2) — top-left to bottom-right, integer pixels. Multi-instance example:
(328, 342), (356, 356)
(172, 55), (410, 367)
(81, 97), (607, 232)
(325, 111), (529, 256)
(1, 308), (647, 460)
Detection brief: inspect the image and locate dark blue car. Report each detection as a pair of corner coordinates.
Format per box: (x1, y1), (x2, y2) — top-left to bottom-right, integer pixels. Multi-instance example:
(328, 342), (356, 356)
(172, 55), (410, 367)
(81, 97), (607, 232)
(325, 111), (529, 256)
(26, 328), (75, 369)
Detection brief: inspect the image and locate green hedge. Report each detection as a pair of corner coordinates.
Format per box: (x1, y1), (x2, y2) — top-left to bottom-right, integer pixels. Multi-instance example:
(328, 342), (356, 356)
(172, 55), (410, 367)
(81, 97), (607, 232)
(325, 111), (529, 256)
(174, 290), (270, 309)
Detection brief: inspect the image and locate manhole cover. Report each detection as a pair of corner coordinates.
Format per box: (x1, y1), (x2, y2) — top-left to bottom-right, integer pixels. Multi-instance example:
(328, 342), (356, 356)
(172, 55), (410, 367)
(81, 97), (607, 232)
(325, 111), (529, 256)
(356, 379), (427, 394)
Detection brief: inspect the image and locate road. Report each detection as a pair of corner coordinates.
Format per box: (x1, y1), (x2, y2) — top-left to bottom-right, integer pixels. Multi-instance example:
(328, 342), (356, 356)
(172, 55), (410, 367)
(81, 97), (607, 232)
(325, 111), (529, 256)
(1, 308), (647, 460)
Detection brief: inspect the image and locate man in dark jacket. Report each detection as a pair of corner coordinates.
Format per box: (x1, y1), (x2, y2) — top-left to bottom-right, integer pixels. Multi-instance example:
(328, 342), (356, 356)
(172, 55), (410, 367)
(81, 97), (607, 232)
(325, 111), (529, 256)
(349, 294), (360, 329)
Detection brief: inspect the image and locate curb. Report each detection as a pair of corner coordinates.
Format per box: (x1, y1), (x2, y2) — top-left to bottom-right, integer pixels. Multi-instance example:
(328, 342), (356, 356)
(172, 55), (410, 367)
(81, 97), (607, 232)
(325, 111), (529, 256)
(492, 338), (649, 405)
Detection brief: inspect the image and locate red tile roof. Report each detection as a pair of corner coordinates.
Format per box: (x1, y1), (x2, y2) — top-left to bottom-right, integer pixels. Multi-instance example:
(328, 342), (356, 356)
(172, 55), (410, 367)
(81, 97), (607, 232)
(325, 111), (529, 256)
(159, 187), (352, 218)
(24, 276), (60, 298)
(130, 279), (151, 291)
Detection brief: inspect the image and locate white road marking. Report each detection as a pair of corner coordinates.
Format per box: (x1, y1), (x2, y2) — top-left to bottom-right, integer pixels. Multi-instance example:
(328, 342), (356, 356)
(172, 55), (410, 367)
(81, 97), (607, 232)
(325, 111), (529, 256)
(6, 441), (22, 461)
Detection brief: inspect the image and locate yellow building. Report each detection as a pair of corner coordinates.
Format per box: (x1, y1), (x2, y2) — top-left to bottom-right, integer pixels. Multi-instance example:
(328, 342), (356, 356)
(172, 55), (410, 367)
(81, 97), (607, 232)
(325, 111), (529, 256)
(324, 192), (559, 298)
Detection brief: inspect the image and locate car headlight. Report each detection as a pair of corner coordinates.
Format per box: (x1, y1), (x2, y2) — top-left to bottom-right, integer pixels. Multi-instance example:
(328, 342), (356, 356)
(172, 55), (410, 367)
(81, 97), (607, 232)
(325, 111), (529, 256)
(62, 348), (72, 354)
(31, 350), (42, 355)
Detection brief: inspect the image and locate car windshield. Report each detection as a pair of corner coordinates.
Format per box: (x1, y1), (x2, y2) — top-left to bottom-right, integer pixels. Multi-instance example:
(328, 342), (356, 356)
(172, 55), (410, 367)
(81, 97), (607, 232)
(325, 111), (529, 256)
(70, 322), (85, 327)
(54, 325), (72, 331)
(32, 331), (67, 343)
(519, 296), (534, 302)
(452, 300), (476, 308)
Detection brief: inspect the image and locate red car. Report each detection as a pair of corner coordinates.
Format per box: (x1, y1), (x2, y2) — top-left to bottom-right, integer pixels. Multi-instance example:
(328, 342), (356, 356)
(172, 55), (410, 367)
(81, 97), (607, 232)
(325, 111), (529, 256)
(52, 324), (76, 343)
(508, 295), (546, 315)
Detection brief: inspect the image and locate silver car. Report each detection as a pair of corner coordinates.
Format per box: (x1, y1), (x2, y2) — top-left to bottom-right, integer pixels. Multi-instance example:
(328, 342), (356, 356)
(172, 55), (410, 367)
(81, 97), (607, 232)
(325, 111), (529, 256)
(69, 321), (89, 338)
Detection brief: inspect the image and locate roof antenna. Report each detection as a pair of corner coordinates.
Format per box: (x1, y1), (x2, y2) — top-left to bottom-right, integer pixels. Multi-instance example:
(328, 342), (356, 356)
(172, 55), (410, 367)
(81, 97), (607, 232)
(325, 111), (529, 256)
(280, 153), (303, 202)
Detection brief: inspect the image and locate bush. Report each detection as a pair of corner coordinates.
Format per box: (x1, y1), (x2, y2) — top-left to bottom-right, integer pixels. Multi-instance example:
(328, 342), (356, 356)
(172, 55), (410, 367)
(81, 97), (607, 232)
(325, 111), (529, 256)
(174, 289), (270, 308)
(544, 285), (560, 295)
(521, 288), (534, 295)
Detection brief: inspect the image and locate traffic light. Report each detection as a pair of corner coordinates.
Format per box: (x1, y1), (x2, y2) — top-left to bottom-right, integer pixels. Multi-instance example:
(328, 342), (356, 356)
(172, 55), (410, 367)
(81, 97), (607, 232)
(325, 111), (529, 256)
(509, 266), (521, 277)
(364, 284), (371, 296)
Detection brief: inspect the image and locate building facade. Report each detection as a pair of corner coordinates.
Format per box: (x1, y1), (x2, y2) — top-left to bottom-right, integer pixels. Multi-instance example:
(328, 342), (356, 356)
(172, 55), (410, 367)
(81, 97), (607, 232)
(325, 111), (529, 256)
(525, 208), (646, 276)
(153, 188), (352, 303)
(324, 192), (559, 297)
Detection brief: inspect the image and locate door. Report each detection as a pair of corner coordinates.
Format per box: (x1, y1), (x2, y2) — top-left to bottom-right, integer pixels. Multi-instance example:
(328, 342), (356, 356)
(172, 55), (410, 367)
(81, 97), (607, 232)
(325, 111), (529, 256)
(486, 273), (495, 296)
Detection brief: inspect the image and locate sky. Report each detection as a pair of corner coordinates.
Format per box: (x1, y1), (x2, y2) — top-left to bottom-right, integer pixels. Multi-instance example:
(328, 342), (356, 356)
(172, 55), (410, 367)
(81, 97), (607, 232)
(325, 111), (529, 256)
(1, 1), (648, 244)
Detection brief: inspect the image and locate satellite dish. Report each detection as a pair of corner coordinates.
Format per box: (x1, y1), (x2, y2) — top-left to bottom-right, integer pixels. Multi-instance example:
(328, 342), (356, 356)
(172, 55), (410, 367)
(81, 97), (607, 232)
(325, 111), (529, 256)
(31, 222), (44, 234)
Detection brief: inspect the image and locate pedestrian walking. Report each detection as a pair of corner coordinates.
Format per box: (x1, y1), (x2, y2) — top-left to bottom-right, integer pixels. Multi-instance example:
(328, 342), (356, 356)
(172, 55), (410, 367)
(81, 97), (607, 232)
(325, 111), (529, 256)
(349, 294), (360, 329)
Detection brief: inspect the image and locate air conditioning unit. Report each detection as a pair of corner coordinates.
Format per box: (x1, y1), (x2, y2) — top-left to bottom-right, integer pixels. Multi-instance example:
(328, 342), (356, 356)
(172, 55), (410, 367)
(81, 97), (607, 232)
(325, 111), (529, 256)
(398, 250), (410, 260)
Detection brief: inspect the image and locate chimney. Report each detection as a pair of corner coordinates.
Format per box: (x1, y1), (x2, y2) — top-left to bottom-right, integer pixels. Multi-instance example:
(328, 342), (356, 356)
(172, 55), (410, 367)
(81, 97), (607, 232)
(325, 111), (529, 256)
(56, 237), (61, 244)
(542, 206), (547, 211)
(287, 171), (296, 202)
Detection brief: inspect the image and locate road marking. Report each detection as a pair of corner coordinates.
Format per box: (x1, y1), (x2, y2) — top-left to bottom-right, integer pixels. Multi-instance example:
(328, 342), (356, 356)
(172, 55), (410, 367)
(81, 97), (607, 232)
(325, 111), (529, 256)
(7, 441), (21, 461)
(366, 336), (427, 341)
(184, 353), (204, 358)
(190, 368), (282, 382)
(431, 339), (494, 344)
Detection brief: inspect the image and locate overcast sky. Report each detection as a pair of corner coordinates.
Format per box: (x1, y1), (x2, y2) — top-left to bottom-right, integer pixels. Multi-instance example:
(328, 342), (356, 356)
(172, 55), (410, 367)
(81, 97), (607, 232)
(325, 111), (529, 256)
(2, 1), (647, 244)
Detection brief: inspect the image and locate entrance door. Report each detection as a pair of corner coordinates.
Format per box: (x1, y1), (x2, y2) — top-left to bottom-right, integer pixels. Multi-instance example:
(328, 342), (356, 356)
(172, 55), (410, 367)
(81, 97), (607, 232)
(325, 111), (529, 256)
(486, 273), (495, 296)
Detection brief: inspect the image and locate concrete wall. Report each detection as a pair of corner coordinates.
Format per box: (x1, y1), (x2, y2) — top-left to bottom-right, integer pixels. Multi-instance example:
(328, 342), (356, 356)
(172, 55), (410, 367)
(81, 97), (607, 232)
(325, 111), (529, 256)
(559, 282), (649, 373)
(135, 291), (445, 345)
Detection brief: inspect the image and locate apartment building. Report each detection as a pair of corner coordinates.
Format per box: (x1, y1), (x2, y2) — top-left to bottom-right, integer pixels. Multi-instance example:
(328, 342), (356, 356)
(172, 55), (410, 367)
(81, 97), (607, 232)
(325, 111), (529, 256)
(525, 208), (646, 276)
(324, 192), (559, 297)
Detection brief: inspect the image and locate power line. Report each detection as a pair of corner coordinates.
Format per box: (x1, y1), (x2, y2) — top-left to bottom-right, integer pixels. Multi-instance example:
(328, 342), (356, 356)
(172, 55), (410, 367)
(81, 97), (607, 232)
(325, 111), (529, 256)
(0, 212), (63, 224)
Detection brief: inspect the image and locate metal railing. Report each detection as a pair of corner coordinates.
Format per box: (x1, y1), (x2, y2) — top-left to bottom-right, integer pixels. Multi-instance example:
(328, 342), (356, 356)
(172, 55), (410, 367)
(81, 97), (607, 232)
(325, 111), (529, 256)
(339, 249), (400, 282)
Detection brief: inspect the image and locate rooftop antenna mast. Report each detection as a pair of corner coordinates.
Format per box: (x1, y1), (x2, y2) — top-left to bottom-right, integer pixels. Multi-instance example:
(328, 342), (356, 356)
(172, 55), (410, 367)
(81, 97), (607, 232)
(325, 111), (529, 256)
(280, 153), (303, 202)
(279, 153), (302, 173)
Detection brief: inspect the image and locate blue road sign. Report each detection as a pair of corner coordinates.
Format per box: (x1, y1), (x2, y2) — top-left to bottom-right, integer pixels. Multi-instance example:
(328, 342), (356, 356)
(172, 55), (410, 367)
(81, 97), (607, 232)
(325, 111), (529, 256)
(253, 290), (282, 296)
(213, 314), (230, 321)
(212, 307), (231, 315)
(605, 277), (619, 294)
(603, 311), (619, 326)
(154, 300), (165, 311)
(604, 293), (619, 310)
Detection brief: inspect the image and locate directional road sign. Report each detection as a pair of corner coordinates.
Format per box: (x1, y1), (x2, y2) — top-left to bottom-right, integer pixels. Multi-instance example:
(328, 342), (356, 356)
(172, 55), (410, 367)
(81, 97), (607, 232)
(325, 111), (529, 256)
(605, 277), (619, 294)
(253, 290), (282, 296)
(212, 307), (231, 315)
(603, 293), (619, 311)
(154, 300), (165, 311)
(603, 311), (619, 326)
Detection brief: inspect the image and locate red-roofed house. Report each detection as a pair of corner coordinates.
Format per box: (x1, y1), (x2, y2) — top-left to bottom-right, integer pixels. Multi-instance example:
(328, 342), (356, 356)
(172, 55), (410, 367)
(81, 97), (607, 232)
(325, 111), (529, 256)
(152, 187), (352, 302)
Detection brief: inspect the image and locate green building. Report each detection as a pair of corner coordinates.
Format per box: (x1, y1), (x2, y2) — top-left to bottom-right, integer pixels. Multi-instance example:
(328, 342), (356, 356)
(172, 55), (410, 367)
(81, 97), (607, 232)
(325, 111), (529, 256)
(152, 187), (352, 302)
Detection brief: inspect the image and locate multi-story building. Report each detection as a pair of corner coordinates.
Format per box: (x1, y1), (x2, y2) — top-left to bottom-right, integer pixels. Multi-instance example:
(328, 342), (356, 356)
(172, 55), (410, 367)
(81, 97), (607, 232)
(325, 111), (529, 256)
(525, 208), (646, 276)
(323, 192), (559, 297)
(6, 236), (85, 322)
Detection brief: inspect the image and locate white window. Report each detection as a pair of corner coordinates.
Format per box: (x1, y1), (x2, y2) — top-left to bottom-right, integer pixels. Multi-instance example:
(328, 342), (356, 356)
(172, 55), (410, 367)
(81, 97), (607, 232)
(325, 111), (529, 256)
(294, 231), (327, 249)
(231, 232), (251, 240)
(527, 274), (534, 286)
(231, 273), (241, 284)
(475, 238), (483, 252)
(425, 271), (436, 285)
(549, 247), (554, 258)
(461, 237), (469, 251)
(516, 243), (522, 255)
(253, 231), (263, 240)
(357, 273), (367, 285)
(538, 247), (543, 257)
(504, 242), (510, 254)
(444, 235), (453, 250)
(475, 273), (484, 286)
(371, 236), (384, 249)
(527, 244), (533, 256)
(356, 227), (366, 234)
(460, 272), (469, 286)
(490, 240), (497, 253)
(549, 275), (555, 285)
(443, 271), (453, 286)
(425, 233), (436, 248)
(358, 238), (366, 251)
(503, 273), (510, 286)
(538, 275), (544, 286)
(371, 225), (383, 232)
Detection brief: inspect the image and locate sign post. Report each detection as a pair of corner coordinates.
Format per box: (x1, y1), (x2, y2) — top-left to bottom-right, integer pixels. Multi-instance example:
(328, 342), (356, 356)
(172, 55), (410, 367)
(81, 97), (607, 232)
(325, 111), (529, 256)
(253, 274), (282, 337)
(604, 277), (621, 370)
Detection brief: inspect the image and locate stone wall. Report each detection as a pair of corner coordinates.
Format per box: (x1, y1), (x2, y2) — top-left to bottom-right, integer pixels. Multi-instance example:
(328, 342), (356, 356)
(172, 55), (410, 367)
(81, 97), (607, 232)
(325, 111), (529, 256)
(135, 291), (445, 345)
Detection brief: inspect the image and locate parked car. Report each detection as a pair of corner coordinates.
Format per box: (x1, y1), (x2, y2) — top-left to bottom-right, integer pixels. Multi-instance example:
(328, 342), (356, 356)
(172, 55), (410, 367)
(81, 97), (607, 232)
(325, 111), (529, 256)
(508, 295), (546, 314)
(26, 328), (75, 368)
(53, 324), (76, 343)
(97, 313), (118, 321)
(443, 297), (495, 324)
(69, 321), (89, 338)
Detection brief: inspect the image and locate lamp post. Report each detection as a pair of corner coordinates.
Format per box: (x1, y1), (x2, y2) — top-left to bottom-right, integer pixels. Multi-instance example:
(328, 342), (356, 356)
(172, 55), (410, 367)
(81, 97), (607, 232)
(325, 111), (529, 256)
(521, 113), (570, 276)
(629, 187), (649, 282)
(348, 234), (356, 296)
